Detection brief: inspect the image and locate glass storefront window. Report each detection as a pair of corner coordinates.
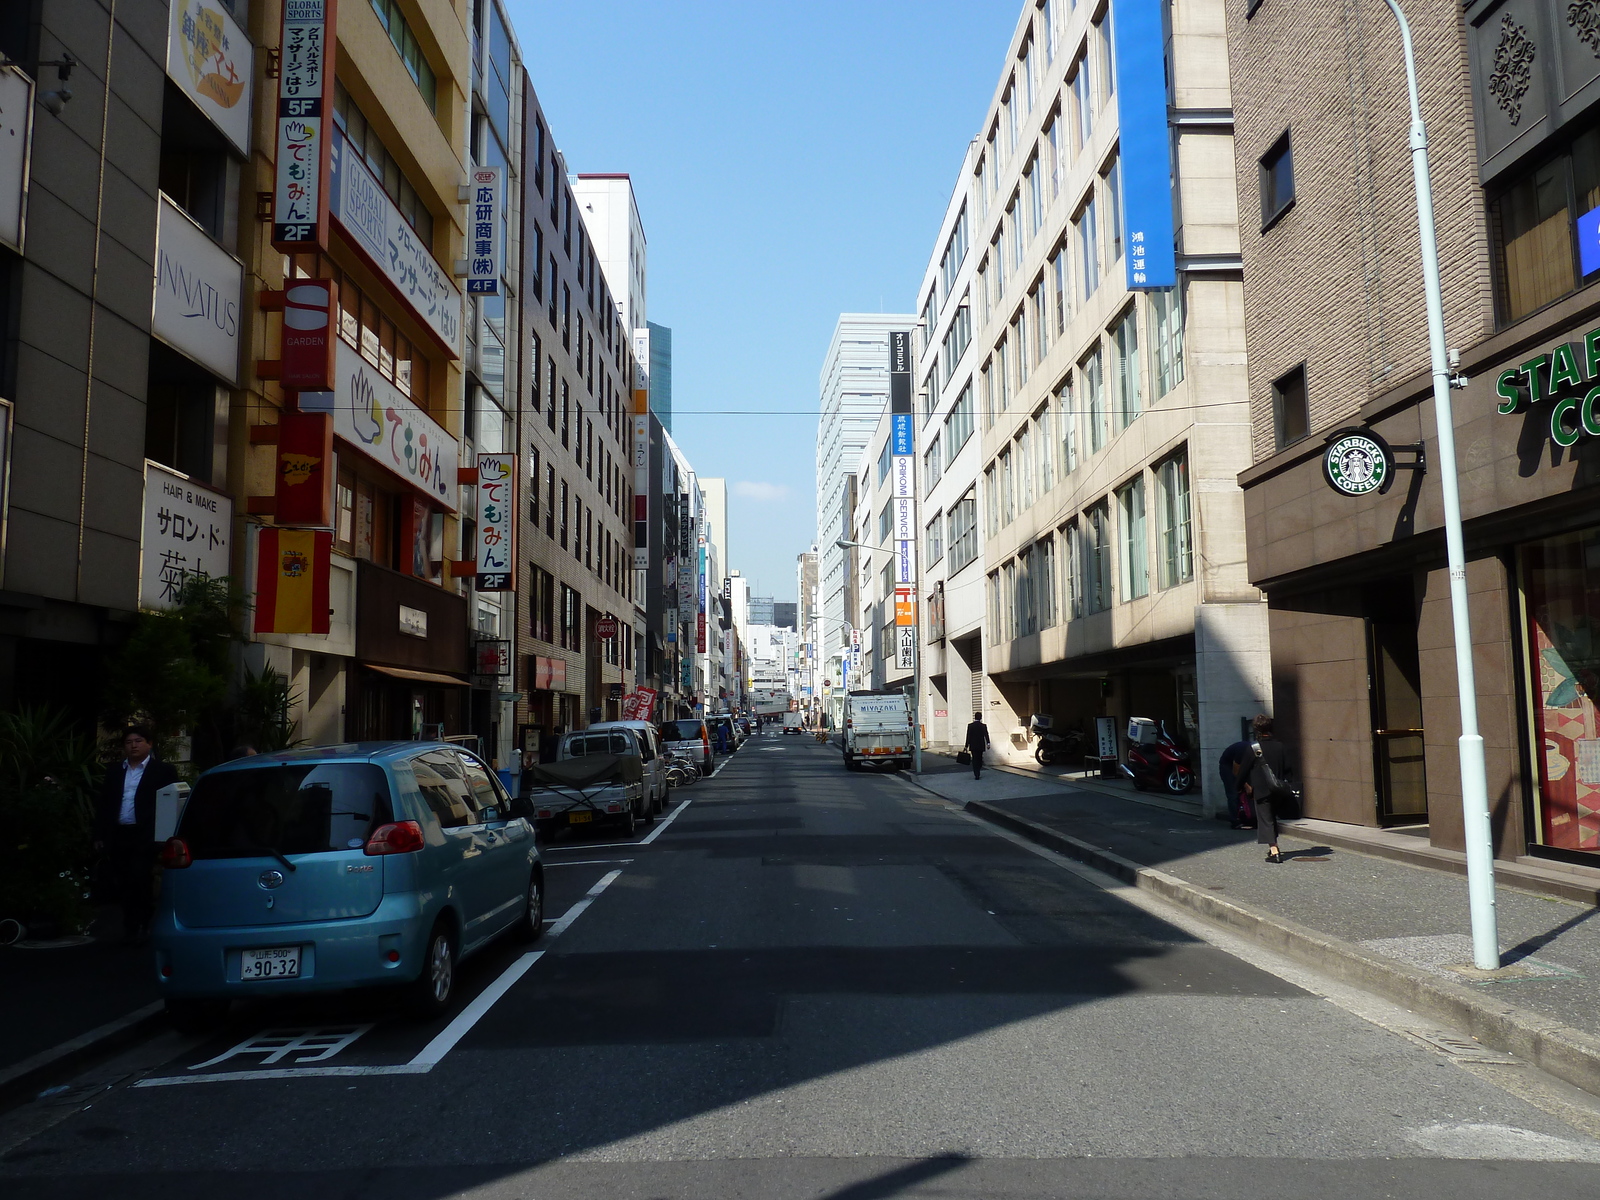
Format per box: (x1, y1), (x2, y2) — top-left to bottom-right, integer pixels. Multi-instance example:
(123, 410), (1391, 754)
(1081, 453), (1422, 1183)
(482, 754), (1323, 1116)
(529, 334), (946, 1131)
(1522, 526), (1600, 853)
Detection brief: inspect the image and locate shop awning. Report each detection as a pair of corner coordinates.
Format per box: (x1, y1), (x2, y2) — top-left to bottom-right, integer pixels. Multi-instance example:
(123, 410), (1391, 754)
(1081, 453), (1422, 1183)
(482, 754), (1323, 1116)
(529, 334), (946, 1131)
(364, 664), (471, 687)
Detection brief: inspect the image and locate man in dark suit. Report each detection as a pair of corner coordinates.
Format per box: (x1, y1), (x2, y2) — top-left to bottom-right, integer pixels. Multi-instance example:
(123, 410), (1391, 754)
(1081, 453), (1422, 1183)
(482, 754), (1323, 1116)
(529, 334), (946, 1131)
(964, 711), (990, 780)
(94, 725), (180, 943)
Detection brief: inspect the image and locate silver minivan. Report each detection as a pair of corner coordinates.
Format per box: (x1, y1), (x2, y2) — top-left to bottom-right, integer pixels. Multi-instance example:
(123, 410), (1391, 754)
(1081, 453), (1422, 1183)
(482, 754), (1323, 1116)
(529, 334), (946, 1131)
(659, 718), (713, 773)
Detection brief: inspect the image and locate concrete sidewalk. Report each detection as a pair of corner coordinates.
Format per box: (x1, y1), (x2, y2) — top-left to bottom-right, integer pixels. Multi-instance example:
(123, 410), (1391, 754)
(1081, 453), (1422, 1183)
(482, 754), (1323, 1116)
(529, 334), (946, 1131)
(0, 912), (163, 1105)
(909, 752), (1600, 1099)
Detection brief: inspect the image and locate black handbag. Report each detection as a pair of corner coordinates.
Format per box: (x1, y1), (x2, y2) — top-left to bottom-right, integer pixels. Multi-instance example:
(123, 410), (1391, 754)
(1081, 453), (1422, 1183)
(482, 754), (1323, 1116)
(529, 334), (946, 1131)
(955, 750), (971, 765)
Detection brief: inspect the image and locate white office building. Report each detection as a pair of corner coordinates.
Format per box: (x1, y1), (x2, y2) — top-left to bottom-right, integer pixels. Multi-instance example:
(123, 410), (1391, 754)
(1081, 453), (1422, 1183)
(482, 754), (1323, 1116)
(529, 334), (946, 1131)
(574, 173), (647, 333)
(815, 314), (917, 702)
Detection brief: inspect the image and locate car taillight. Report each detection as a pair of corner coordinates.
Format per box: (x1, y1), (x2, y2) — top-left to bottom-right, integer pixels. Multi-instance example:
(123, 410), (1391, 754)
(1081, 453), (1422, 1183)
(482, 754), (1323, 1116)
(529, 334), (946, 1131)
(159, 838), (191, 869)
(365, 820), (425, 855)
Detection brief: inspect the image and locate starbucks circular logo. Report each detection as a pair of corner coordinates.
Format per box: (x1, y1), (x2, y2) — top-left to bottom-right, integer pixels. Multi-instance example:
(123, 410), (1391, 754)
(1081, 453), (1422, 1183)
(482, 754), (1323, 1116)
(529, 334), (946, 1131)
(1322, 431), (1392, 497)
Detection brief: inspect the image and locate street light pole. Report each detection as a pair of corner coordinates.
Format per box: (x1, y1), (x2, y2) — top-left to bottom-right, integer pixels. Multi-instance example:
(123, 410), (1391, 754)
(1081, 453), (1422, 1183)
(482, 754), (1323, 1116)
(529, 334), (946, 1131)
(1381, 0), (1498, 969)
(837, 539), (922, 775)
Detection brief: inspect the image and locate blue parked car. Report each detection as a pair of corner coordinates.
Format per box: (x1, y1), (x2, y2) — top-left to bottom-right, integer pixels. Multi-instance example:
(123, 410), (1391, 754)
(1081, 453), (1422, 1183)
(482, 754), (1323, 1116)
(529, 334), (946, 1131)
(153, 742), (543, 1029)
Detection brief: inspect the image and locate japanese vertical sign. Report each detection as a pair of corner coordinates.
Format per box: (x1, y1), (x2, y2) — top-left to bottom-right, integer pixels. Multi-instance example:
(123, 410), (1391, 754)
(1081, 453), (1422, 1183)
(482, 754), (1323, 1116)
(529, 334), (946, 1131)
(272, 0), (336, 253)
(632, 333), (651, 573)
(1110, 0), (1176, 289)
(254, 527), (332, 635)
(889, 331), (917, 671)
(475, 452), (514, 590)
(465, 166), (500, 295)
(141, 462), (233, 611)
(166, 0), (252, 156)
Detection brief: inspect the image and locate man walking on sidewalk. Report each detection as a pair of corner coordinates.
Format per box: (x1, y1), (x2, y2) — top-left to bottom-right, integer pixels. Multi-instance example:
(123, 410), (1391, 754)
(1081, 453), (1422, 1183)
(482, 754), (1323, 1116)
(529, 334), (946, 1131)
(93, 725), (179, 944)
(964, 711), (990, 780)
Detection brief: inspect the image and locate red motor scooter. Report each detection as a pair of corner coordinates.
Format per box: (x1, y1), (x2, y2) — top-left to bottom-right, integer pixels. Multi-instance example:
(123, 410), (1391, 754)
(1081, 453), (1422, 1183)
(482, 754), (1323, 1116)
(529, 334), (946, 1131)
(1120, 718), (1194, 795)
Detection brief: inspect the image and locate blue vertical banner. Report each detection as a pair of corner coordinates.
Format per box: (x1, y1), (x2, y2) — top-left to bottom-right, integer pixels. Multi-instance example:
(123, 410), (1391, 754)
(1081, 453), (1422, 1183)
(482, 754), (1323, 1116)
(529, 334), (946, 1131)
(1110, 0), (1176, 290)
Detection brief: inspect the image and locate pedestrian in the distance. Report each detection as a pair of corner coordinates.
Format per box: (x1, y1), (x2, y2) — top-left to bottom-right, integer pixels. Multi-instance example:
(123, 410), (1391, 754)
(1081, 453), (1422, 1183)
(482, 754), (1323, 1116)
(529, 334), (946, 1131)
(1218, 737), (1254, 828)
(964, 711), (990, 780)
(1244, 714), (1293, 864)
(93, 725), (180, 944)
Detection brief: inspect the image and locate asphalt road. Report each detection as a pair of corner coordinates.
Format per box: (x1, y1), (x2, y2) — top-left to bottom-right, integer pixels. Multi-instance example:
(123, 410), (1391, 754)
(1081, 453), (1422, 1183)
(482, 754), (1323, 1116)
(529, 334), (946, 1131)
(5, 734), (1600, 1198)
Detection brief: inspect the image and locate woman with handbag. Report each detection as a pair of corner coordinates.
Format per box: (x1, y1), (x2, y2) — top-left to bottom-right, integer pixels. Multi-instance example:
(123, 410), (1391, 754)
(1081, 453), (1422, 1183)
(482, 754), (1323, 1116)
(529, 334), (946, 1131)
(1244, 714), (1294, 864)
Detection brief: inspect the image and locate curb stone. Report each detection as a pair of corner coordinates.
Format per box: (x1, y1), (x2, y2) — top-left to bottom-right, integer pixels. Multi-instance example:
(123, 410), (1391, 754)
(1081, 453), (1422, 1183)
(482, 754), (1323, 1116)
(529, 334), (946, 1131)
(939, 789), (1600, 1100)
(0, 1001), (165, 1111)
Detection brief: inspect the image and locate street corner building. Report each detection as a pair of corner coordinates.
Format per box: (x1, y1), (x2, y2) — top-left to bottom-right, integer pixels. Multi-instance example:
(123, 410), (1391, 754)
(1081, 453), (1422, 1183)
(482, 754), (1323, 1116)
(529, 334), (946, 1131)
(885, 0), (1270, 813)
(0, 0), (662, 773)
(1228, 0), (1600, 872)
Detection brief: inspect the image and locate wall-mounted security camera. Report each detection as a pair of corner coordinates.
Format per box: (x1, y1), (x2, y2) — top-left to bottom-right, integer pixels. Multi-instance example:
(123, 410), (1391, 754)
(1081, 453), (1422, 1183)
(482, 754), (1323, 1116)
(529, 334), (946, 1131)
(40, 87), (72, 115)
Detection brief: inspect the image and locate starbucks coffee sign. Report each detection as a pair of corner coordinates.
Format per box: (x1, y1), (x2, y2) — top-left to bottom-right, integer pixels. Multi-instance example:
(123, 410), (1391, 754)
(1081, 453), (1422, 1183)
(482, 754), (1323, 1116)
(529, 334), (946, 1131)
(1322, 429), (1392, 497)
(1496, 324), (1600, 448)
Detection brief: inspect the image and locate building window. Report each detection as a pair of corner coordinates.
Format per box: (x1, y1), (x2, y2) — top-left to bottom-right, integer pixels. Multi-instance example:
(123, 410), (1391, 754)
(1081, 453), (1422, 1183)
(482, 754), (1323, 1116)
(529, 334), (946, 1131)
(1112, 306), (1141, 429)
(877, 440), (892, 485)
(1017, 427), (1034, 512)
(368, 0), (436, 110)
(1095, 9), (1115, 101)
(945, 384), (974, 465)
(1065, 519), (1084, 618)
(1083, 346), (1106, 453)
(531, 567), (555, 643)
(878, 498), (892, 544)
(1084, 502), (1112, 613)
(1149, 285), (1185, 397)
(1026, 157), (1044, 240)
(924, 436), (942, 489)
(1490, 128), (1600, 325)
(1157, 451), (1193, 589)
(1259, 131), (1295, 229)
(988, 570), (1004, 645)
(1056, 377), (1078, 477)
(545, 466), (555, 538)
(559, 479), (569, 548)
(1071, 52), (1094, 149)
(1012, 312), (1028, 389)
(1000, 447), (1015, 526)
(1031, 278), (1050, 364)
(1273, 364), (1309, 448)
(1051, 243), (1070, 335)
(942, 291), (972, 383)
(1038, 535), (1057, 628)
(1118, 477), (1149, 601)
(561, 585), (582, 651)
(984, 465), (1000, 538)
(949, 489), (979, 573)
(1035, 403), (1055, 495)
(1076, 194), (1100, 299)
(995, 337), (1011, 413)
(1045, 111), (1063, 200)
(926, 511), (944, 565)
(527, 446), (541, 524)
(1104, 154), (1124, 264)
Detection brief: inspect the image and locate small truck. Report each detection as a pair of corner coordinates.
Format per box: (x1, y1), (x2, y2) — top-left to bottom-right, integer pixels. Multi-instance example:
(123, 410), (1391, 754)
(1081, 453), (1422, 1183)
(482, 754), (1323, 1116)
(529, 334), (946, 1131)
(842, 691), (914, 771)
(524, 753), (646, 837)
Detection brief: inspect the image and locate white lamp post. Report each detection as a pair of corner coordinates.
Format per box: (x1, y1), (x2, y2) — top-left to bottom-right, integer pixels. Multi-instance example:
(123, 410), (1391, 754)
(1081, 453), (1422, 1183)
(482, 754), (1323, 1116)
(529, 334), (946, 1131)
(1381, 0), (1498, 969)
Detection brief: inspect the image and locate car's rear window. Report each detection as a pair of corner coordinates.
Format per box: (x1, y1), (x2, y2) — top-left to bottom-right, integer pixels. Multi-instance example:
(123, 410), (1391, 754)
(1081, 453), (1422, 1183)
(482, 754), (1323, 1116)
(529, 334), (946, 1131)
(661, 721), (703, 741)
(565, 731), (634, 756)
(180, 764), (393, 858)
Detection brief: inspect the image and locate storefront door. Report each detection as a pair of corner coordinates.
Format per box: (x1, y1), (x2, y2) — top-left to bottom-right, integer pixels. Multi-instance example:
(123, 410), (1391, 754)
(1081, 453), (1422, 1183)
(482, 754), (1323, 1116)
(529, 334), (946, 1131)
(1369, 616), (1428, 825)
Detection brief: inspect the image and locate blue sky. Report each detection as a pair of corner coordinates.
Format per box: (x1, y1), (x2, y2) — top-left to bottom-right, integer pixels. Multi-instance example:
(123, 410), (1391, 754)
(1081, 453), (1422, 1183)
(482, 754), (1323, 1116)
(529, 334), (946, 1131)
(512, 0), (1019, 603)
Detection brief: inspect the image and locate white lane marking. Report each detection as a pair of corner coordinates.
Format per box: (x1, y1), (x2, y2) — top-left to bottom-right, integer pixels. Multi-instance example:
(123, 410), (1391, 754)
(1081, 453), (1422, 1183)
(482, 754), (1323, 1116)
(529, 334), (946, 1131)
(134, 870), (628, 1086)
(543, 868), (624, 937)
(136, 1064), (429, 1086)
(638, 795), (694, 845)
(408, 950), (546, 1066)
(544, 858), (635, 868)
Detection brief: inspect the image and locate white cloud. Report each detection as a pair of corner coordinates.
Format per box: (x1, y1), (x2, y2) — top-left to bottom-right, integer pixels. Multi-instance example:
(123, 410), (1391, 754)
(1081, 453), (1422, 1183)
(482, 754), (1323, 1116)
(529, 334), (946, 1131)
(732, 480), (790, 502)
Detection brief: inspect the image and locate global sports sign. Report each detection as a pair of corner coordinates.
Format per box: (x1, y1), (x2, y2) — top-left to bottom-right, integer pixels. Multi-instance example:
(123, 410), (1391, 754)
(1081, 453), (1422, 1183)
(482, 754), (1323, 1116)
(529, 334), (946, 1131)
(1321, 429), (1392, 497)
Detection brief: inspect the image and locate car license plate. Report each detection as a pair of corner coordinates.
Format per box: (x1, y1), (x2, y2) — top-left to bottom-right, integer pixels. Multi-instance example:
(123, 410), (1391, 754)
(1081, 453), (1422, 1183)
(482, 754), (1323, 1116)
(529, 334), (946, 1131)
(241, 946), (301, 981)
(568, 810), (593, 823)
